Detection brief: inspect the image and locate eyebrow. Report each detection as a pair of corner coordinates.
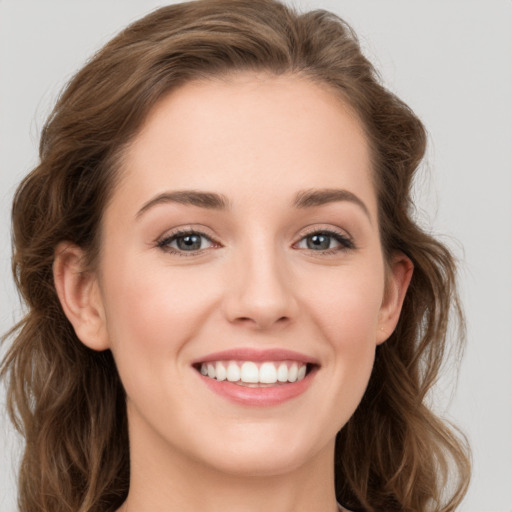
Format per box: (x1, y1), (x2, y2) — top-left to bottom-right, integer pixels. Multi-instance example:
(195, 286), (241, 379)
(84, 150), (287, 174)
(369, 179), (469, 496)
(293, 188), (371, 221)
(136, 190), (230, 218)
(136, 187), (371, 221)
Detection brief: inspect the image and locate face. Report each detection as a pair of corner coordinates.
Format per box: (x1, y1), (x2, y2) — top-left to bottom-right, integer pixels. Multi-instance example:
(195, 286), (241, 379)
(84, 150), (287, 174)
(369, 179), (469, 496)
(62, 74), (410, 480)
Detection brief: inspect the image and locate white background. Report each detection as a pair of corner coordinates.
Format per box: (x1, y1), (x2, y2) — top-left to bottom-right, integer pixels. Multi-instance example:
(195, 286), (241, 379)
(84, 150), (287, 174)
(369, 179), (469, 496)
(1, 1), (511, 511)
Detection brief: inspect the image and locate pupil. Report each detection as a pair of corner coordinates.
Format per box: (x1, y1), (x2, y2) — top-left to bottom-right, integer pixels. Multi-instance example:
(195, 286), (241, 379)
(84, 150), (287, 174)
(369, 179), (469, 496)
(308, 234), (330, 250)
(178, 235), (201, 250)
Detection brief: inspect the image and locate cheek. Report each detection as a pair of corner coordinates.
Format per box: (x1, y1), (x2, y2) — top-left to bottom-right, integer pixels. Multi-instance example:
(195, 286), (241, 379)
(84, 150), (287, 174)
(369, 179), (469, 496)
(303, 262), (384, 390)
(100, 259), (221, 373)
(305, 264), (384, 342)
(292, 264), (384, 431)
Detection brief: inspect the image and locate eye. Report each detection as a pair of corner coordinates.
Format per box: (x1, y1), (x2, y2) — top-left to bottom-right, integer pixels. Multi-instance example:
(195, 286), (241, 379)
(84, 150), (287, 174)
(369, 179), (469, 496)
(157, 229), (218, 255)
(295, 230), (354, 252)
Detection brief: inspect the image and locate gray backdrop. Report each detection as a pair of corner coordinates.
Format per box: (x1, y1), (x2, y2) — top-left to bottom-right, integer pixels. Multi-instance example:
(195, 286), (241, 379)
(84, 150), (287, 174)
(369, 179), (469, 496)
(1, 1), (511, 511)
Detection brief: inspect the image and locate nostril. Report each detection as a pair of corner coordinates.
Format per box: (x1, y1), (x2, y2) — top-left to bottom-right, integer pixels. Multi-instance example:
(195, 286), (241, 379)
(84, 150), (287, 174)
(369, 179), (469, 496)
(232, 315), (291, 329)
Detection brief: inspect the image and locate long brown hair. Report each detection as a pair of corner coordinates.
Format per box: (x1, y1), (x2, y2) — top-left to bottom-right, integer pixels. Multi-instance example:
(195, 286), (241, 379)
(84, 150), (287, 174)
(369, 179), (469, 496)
(1, 1), (470, 511)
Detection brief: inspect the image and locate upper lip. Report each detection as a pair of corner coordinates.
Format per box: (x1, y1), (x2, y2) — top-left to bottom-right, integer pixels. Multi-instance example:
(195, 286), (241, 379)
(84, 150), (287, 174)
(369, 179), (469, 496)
(191, 348), (319, 365)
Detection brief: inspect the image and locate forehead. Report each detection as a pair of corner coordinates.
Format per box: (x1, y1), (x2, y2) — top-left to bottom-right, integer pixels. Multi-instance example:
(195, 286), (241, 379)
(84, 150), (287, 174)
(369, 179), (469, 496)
(115, 73), (376, 217)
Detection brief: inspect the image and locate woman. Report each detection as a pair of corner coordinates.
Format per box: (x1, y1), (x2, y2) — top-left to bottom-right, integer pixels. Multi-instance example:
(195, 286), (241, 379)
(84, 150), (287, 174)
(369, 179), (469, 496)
(1, 1), (471, 511)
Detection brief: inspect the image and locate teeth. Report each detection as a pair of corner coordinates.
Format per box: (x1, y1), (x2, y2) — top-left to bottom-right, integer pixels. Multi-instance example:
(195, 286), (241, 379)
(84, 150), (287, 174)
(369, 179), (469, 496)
(240, 361), (259, 383)
(259, 362), (277, 384)
(288, 363), (298, 382)
(277, 362), (288, 382)
(199, 360), (309, 385)
(227, 361), (241, 382)
(216, 362), (227, 381)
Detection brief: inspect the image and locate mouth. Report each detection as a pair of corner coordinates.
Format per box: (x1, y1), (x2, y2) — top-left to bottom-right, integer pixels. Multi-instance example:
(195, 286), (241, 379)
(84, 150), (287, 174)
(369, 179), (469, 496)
(193, 360), (315, 387)
(192, 349), (319, 406)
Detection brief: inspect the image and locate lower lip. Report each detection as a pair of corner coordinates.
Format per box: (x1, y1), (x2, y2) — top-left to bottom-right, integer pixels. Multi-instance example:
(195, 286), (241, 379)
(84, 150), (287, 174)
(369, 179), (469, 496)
(197, 369), (316, 407)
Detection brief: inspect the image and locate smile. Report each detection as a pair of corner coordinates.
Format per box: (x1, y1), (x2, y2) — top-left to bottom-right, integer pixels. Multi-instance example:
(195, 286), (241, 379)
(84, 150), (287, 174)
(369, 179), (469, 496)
(198, 360), (308, 386)
(192, 349), (319, 406)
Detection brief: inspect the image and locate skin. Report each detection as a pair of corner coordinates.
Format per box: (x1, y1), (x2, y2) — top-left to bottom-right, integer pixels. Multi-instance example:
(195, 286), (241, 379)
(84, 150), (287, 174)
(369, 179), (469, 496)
(54, 73), (412, 512)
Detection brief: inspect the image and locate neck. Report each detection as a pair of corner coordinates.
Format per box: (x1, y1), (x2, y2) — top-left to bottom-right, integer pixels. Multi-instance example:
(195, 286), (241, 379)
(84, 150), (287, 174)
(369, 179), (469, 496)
(120, 416), (340, 512)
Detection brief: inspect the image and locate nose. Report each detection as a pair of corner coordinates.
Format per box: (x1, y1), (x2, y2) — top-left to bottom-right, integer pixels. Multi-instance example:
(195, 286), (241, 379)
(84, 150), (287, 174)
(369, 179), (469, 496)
(222, 245), (298, 330)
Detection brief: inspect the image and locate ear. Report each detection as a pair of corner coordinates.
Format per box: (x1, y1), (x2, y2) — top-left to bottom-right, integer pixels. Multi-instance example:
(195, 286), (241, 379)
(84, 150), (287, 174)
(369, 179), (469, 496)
(376, 252), (414, 345)
(53, 242), (110, 351)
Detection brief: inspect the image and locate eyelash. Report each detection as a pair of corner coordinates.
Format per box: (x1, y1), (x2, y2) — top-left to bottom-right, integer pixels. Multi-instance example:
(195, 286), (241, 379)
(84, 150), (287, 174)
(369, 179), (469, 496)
(156, 227), (355, 256)
(294, 228), (355, 254)
(157, 228), (219, 257)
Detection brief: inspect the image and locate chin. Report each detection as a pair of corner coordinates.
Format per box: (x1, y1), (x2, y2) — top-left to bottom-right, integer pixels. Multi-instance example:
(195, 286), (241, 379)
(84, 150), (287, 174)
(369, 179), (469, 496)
(202, 443), (320, 478)
(187, 420), (336, 479)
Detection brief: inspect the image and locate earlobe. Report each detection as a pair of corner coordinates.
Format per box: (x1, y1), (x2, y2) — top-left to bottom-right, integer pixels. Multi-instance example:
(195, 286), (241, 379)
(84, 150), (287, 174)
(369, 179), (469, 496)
(377, 252), (414, 345)
(53, 242), (110, 351)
